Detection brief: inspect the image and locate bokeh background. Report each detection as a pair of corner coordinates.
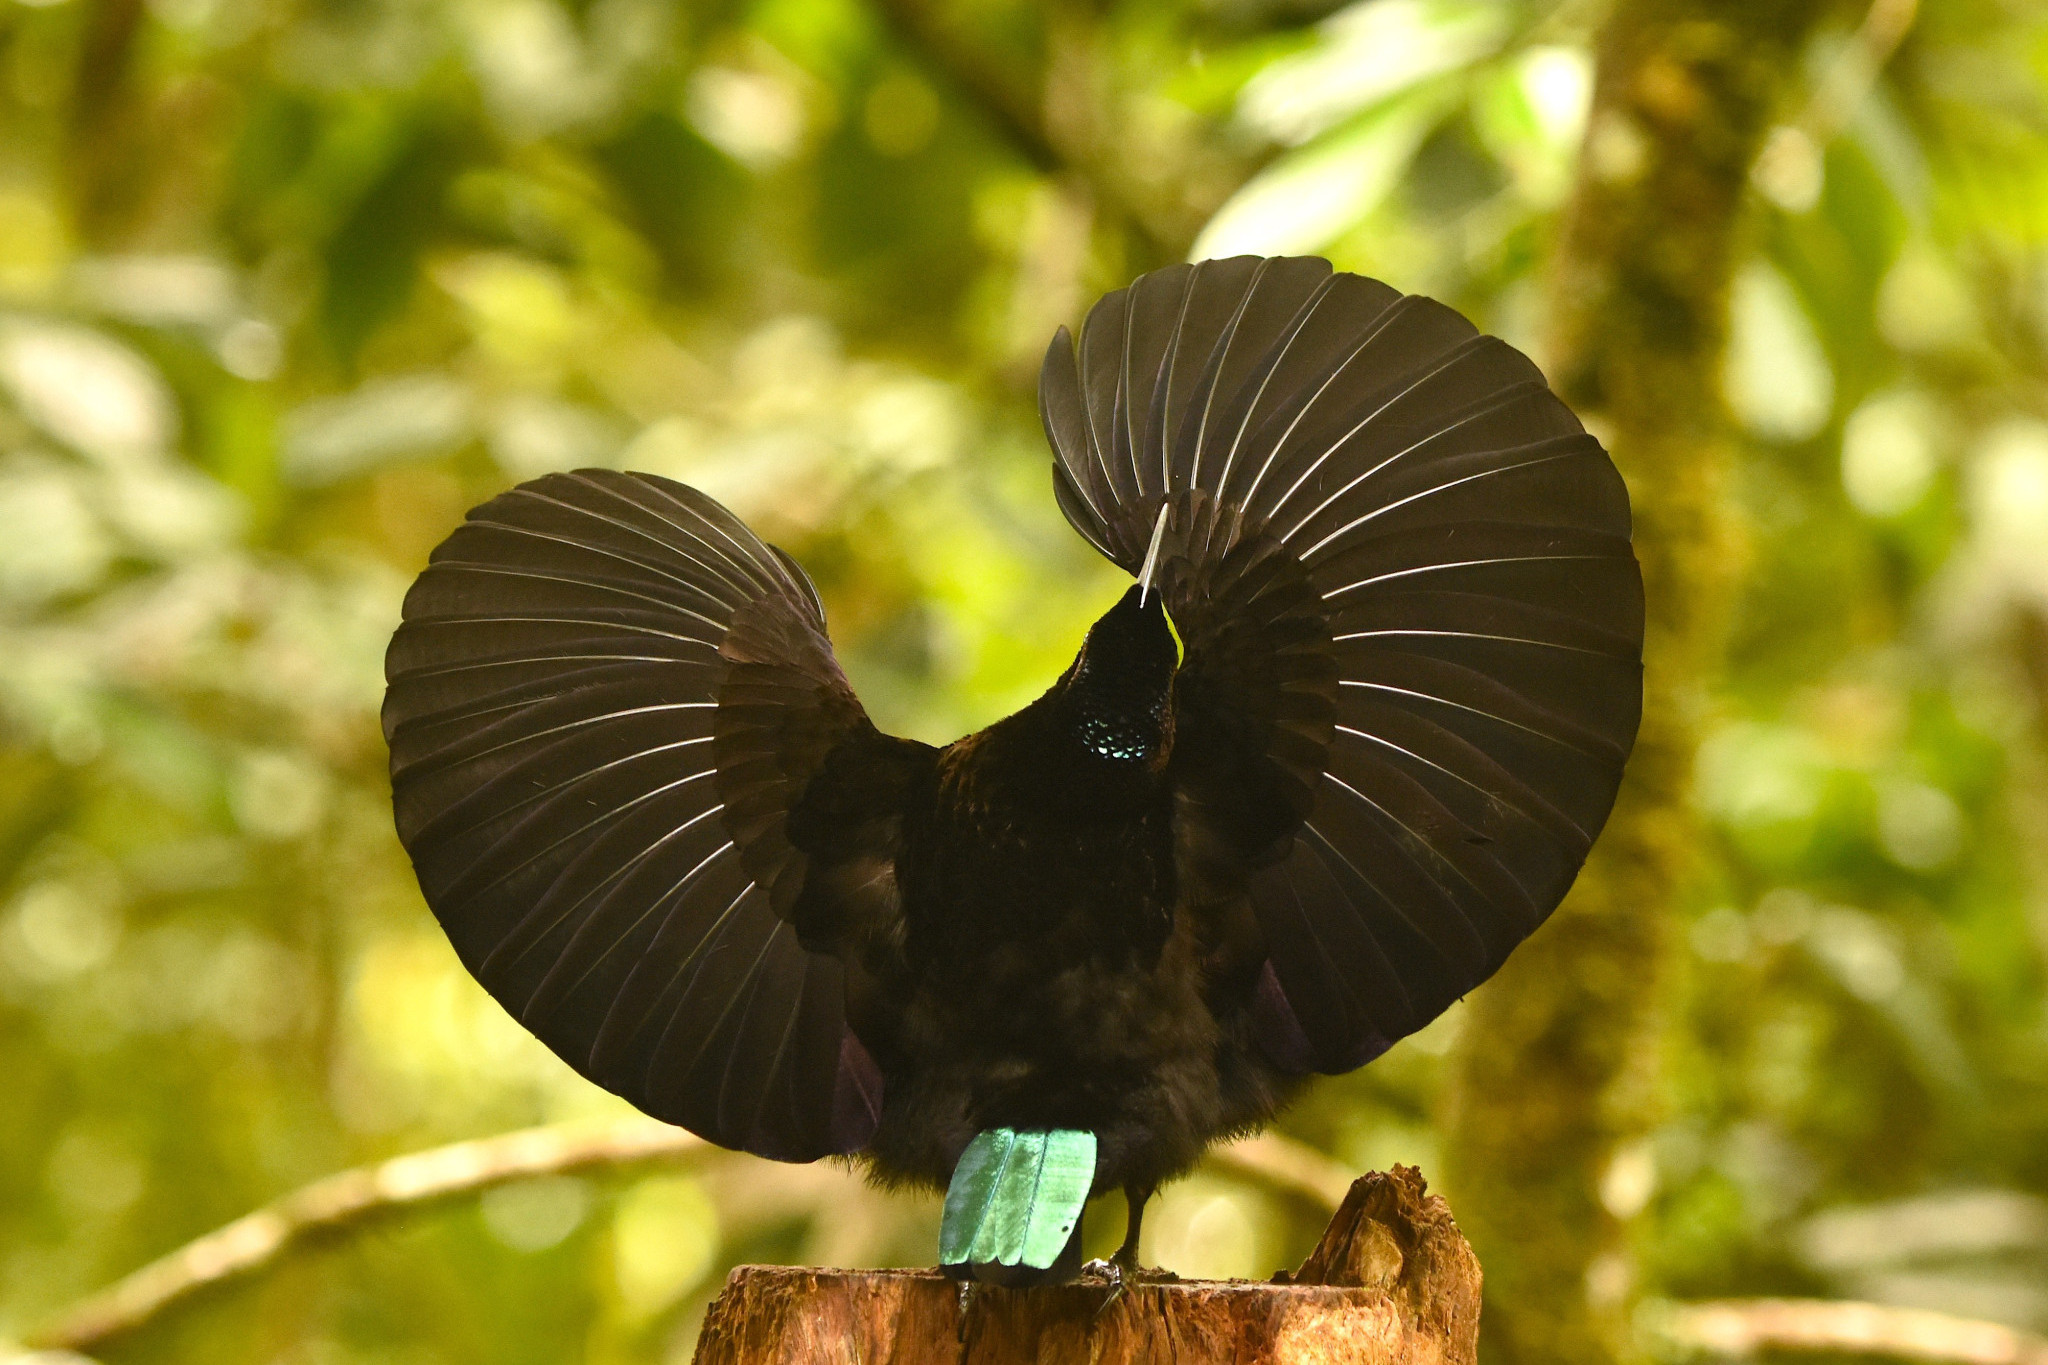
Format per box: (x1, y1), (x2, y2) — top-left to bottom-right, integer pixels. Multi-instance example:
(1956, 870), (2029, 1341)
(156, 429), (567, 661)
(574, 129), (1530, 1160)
(3, 0), (2047, 1361)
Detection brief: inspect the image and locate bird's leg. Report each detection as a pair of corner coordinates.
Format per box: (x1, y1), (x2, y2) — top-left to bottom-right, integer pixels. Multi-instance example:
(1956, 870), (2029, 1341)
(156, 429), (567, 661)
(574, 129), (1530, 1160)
(1114, 1182), (1155, 1273)
(1084, 1183), (1159, 1322)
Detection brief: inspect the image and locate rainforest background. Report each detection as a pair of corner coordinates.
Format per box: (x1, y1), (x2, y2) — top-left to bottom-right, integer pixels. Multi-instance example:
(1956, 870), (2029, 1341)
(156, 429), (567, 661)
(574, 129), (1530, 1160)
(3, 0), (2047, 1362)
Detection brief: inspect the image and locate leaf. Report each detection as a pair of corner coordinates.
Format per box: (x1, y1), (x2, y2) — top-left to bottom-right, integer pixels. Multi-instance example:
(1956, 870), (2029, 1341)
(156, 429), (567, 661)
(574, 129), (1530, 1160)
(1237, 0), (1510, 147)
(1193, 83), (1460, 260)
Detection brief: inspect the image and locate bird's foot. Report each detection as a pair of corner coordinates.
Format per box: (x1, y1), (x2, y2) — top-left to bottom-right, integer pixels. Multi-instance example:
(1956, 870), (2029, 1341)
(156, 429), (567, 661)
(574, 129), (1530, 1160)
(1081, 1258), (1125, 1322)
(1108, 1240), (1178, 1283)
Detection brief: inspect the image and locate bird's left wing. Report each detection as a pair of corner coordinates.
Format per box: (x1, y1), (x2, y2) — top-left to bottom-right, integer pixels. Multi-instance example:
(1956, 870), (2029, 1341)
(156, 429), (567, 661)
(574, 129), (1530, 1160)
(1042, 256), (1644, 1075)
(383, 470), (929, 1160)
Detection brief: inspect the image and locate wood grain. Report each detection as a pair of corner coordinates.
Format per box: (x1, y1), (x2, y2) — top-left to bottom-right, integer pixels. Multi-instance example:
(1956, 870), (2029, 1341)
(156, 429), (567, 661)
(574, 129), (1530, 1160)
(692, 1166), (1480, 1364)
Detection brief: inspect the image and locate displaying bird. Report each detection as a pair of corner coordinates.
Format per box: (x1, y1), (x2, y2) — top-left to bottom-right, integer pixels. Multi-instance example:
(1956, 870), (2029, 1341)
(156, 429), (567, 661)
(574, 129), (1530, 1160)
(382, 255), (1643, 1288)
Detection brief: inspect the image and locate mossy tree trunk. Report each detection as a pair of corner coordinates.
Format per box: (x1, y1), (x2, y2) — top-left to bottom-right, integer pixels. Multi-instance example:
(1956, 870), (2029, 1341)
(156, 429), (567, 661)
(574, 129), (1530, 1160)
(1441, 3), (1837, 1364)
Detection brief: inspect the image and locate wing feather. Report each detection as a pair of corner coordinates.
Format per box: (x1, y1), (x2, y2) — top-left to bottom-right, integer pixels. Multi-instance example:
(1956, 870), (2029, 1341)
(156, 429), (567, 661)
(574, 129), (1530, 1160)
(1042, 256), (1643, 1073)
(384, 469), (931, 1160)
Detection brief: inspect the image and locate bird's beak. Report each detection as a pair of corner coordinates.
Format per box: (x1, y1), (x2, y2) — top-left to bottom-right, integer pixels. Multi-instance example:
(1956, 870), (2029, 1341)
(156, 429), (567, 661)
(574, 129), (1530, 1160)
(1137, 504), (1170, 607)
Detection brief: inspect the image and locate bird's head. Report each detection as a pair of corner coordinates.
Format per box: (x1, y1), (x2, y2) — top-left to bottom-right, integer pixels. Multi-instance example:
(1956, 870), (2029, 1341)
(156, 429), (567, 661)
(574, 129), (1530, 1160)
(1060, 582), (1179, 764)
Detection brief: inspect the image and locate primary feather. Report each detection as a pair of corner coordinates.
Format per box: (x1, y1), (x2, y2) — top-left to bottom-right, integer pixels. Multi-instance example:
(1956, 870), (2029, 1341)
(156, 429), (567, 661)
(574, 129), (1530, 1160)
(1041, 256), (1642, 1073)
(383, 255), (1643, 1271)
(381, 472), (897, 1160)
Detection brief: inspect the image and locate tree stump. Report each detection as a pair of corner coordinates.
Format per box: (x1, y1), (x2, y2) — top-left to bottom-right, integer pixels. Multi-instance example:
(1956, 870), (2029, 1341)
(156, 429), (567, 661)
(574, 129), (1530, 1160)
(692, 1166), (1481, 1364)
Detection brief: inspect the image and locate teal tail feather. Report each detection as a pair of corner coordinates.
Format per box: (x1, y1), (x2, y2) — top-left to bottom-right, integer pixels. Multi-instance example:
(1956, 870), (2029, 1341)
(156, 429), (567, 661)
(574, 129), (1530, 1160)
(939, 1129), (1096, 1285)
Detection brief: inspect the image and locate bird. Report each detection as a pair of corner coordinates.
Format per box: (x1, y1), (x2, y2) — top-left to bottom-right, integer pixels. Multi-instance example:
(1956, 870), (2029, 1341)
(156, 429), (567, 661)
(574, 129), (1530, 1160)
(382, 254), (1643, 1288)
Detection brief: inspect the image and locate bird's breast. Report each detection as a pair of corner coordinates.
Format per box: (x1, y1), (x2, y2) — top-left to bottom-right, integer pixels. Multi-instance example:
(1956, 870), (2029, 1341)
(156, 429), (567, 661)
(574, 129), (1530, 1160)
(897, 723), (1178, 979)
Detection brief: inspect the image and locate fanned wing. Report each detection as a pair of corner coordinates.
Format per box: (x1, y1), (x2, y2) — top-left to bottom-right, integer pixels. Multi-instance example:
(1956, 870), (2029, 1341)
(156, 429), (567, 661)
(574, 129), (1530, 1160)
(383, 469), (927, 1160)
(1042, 256), (1644, 1074)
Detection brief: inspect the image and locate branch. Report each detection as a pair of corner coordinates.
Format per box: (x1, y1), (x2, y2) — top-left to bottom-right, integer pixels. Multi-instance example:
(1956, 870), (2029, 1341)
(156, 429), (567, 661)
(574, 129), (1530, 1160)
(1663, 1298), (2048, 1365)
(1206, 1130), (1358, 1211)
(18, 1114), (1334, 1356)
(866, 0), (1062, 175)
(24, 1117), (707, 1355)
(1799, 0), (1919, 142)
(1754, 0), (1921, 206)
(24, 1113), (2048, 1365)
(862, 0), (1198, 258)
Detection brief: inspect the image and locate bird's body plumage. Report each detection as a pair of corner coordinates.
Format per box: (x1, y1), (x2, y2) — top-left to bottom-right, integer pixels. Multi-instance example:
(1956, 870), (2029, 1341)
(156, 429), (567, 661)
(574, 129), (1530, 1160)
(849, 591), (1300, 1201)
(382, 255), (1644, 1276)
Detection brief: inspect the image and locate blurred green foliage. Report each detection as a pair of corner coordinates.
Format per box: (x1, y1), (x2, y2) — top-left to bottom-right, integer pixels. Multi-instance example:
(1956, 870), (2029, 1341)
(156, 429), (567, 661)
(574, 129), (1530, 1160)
(3, 0), (2048, 1360)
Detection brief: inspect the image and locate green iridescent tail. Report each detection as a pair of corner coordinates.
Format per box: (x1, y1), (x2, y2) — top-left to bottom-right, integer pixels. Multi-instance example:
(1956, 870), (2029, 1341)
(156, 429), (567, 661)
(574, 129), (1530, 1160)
(938, 1129), (1096, 1285)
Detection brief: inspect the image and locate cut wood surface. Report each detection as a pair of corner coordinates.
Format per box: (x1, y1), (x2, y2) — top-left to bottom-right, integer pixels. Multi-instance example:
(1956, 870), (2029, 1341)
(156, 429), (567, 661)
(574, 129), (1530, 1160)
(691, 1166), (1480, 1364)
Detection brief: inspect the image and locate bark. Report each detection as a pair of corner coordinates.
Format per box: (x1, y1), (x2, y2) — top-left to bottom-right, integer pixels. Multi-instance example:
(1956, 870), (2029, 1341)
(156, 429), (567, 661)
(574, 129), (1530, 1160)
(690, 1166), (1479, 1365)
(1439, 3), (1837, 1365)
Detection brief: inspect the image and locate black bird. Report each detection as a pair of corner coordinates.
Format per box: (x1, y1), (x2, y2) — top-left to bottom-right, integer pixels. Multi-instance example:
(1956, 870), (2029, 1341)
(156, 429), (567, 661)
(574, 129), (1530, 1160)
(382, 255), (1643, 1283)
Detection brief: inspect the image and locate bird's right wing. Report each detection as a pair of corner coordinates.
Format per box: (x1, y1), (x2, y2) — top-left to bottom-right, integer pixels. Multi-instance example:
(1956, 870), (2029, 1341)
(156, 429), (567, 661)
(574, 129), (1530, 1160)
(384, 470), (930, 1160)
(1041, 256), (1644, 1073)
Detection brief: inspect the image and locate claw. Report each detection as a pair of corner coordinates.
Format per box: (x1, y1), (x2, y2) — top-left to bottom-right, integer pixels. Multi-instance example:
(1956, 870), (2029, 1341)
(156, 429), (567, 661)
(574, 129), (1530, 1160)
(955, 1279), (979, 1343)
(1081, 1258), (1125, 1323)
